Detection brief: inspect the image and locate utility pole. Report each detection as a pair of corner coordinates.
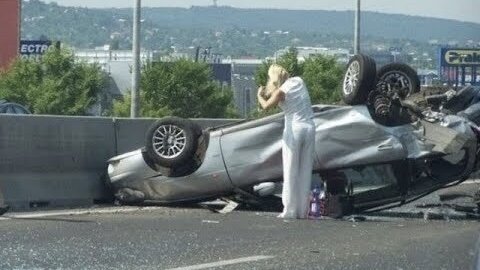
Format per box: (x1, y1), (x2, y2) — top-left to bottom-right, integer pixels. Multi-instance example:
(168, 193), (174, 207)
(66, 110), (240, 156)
(354, 0), (361, 54)
(131, 0), (141, 118)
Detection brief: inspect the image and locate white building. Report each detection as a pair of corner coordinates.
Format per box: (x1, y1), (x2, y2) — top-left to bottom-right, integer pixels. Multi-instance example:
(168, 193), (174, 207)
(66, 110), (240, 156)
(73, 47), (154, 115)
(274, 46), (350, 64)
(223, 59), (264, 117)
(74, 47), (154, 94)
(75, 47), (153, 70)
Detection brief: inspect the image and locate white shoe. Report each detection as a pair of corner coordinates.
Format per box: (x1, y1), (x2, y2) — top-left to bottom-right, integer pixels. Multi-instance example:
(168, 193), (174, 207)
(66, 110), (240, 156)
(277, 212), (296, 219)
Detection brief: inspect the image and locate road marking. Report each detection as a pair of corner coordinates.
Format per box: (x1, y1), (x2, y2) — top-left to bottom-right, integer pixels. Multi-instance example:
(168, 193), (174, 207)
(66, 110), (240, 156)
(165, 255), (275, 270)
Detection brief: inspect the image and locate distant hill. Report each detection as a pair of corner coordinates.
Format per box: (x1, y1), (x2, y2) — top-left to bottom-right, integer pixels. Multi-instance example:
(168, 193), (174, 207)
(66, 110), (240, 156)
(21, 0), (480, 57)
(136, 6), (480, 42)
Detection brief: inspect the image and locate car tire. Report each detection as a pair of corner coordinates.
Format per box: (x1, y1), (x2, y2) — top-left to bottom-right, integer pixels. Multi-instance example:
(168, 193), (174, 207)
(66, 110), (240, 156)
(376, 63), (420, 99)
(145, 117), (200, 168)
(342, 54), (377, 105)
(190, 121), (203, 138)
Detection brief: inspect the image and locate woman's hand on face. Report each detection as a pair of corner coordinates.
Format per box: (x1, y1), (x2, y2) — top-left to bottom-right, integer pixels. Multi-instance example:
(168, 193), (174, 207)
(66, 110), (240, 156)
(257, 87), (284, 110)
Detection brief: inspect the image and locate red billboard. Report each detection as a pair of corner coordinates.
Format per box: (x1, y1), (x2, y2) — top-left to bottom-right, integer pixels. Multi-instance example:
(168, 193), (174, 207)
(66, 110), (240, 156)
(0, 0), (20, 71)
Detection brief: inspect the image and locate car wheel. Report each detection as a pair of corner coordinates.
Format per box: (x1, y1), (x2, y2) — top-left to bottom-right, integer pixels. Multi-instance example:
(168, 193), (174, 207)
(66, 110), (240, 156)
(376, 63), (420, 99)
(342, 54), (377, 105)
(145, 117), (200, 168)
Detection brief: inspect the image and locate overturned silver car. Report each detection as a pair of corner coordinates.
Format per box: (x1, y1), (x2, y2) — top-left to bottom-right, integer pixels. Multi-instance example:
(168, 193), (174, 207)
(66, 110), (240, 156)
(107, 54), (480, 214)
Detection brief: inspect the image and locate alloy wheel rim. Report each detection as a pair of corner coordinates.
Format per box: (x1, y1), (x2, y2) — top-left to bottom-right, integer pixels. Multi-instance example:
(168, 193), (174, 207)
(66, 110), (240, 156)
(382, 71), (412, 98)
(343, 60), (360, 95)
(152, 125), (186, 159)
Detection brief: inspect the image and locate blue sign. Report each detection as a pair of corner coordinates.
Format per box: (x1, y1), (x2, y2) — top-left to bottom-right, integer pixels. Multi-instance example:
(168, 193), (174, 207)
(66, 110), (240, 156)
(438, 47), (480, 86)
(19, 40), (53, 60)
(440, 48), (480, 67)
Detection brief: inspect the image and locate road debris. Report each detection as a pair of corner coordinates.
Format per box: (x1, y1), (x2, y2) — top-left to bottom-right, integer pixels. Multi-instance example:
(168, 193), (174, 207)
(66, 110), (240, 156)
(202, 220), (220, 224)
(345, 215), (367, 222)
(217, 199), (240, 214)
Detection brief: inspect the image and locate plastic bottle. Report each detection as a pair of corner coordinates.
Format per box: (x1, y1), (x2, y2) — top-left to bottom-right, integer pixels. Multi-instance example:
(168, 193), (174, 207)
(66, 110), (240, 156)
(319, 183), (326, 217)
(309, 184), (321, 219)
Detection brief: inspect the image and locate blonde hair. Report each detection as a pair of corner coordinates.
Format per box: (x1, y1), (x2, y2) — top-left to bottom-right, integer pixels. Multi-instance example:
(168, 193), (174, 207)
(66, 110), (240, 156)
(266, 64), (289, 96)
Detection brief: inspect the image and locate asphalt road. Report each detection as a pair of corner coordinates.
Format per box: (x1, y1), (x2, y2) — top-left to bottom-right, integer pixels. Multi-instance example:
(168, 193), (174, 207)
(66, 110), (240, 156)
(0, 183), (479, 270)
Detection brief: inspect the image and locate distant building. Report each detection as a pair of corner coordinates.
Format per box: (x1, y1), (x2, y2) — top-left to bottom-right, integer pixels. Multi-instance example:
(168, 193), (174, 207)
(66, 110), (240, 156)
(210, 63), (232, 86)
(224, 59), (263, 117)
(74, 48), (153, 96)
(75, 48), (153, 68)
(74, 47), (154, 115)
(274, 46), (350, 64)
(417, 69), (439, 86)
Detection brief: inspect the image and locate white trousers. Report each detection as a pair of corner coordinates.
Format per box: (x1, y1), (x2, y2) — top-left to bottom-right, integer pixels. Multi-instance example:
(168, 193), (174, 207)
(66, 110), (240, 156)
(280, 120), (316, 219)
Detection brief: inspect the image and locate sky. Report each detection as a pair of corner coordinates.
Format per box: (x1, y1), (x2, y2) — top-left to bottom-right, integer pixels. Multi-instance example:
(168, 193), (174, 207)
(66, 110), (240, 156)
(40, 0), (479, 24)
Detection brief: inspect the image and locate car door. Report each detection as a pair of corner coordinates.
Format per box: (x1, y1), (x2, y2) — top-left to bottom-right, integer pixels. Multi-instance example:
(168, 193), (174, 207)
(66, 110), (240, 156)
(311, 105), (408, 170)
(220, 114), (286, 188)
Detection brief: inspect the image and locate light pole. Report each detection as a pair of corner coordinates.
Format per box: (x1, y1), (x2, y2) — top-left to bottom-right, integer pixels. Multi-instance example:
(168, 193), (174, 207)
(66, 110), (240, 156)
(354, 0), (361, 54)
(131, 0), (141, 118)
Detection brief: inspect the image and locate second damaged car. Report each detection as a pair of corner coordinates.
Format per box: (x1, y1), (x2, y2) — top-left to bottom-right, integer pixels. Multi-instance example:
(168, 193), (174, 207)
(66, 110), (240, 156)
(107, 54), (480, 215)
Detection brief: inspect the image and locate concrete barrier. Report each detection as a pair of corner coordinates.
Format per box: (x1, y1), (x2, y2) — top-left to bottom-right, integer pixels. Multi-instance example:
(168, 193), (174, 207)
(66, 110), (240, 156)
(0, 115), (116, 209)
(114, 118), (155, 155)
(0, 114), (239, 210)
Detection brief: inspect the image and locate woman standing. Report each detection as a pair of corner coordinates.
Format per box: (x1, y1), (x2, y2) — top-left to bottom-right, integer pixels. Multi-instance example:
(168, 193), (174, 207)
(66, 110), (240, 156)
(257, 64), (316, 219)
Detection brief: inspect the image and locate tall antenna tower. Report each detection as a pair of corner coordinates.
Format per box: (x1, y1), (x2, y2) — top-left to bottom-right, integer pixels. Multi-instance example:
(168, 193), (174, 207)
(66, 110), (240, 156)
(213, 0), (218, 7)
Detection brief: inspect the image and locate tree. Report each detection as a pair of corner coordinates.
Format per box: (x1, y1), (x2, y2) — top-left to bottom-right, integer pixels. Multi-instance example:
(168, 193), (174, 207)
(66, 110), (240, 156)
(0, 48), (106, 115)
(302, 55), (344, 104)
(112, 59), (237, 118)
(253, 47), (344, 117)
(254, 47), (302, 87)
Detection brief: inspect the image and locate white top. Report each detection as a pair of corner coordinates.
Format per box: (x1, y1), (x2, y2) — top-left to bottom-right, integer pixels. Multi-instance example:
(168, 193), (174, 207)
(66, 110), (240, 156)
(279, 77), (314, 123)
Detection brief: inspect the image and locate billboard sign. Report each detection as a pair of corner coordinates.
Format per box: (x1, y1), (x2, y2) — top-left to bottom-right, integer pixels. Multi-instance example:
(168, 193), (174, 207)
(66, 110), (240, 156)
(19, 40), (55, 60)
(440, 48), (480, 67)
(439, 47), (480, 86)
